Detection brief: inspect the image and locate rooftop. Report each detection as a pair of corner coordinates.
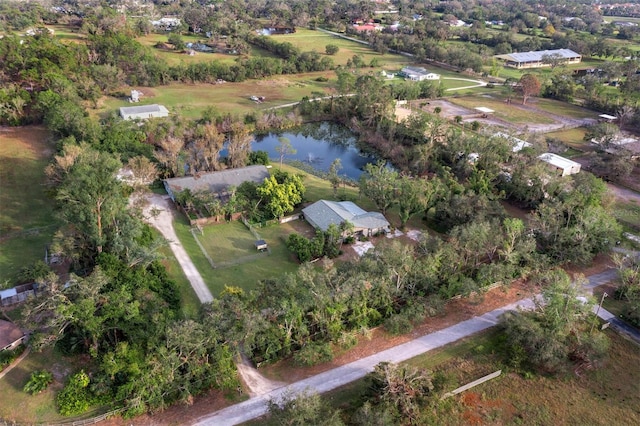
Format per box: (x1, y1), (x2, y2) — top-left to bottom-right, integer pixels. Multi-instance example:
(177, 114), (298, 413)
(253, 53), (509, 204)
(492, 132), (532, 152)
(495, 49), (580, 63)
(302, 200), (389, 232)
(164, 165), (270, 197)
(475, 107), (494, 114)
(0, 320), (23, 349)
(120, 104), (169, 116)
(538, 152), (581, 169)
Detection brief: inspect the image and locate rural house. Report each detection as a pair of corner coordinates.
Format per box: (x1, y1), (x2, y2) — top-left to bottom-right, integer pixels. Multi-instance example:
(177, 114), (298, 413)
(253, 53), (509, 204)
(163, 165), (270, 203)
(399, 66), (440, 81)
(538, 153), (581, 177)
(494, 49), (581, 69)
(302, 200), (390, 237)
(0, 320), (26, 352)
(120, 104), (169, 120)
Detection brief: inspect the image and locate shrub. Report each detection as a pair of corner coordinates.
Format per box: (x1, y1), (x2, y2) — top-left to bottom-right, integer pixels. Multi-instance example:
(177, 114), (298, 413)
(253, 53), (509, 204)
(56, 370), (93, 416)
(0, 345), (25, 370)
(325, 44), (339, 55)
(24, 370), (54, 395)
(384, 314), (413, 335)
(315, 76), (329, 82)
(293, 342), (334, 366)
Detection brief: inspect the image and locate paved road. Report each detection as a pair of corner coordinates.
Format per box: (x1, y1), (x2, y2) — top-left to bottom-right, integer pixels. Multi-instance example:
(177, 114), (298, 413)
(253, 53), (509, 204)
(143, 194), (214, 303)
(193, 297), (537, 426)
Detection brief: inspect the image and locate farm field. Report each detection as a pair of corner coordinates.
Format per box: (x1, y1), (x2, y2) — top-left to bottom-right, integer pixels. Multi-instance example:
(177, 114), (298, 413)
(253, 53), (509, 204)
(270, 28), (411, 68)
(323, 328), (640, 425)
(97, 73), (335, 118)
(0, 126), (57, 283)
(530, 97), (599, 119)
(545, 127), (591, 149)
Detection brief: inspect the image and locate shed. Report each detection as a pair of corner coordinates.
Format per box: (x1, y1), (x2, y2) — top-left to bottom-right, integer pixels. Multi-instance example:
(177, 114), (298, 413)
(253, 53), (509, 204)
(119, 104), (169, 120)
(0, 320), (26, 351)
(538, 153), (581, 177)
(255, 240), (268, 251)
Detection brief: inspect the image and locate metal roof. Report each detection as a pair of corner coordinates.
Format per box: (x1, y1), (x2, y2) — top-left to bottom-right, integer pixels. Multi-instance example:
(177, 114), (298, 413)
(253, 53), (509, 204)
(302, 200), (389, 232)
(120, 104), (168, 115)
(538, 153), (580, 169)
(496, 49), (580, 63)
(492, 132), (532, 152)
(164, 165), (270, 196)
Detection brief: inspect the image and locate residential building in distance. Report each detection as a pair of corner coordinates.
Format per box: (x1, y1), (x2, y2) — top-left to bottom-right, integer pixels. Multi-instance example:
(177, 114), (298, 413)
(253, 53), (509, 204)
(494, 49), (581, 69)
(399, 66), (440, 81)
(492, 132), (533, 152)
(119, 104), (169, 120)
(302, 200), (390, 237)
(538, 153), (581, 176)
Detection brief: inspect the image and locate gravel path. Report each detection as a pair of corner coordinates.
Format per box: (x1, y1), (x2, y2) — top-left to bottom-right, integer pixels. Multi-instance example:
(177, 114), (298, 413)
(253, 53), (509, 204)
(143, 193), (213, 303)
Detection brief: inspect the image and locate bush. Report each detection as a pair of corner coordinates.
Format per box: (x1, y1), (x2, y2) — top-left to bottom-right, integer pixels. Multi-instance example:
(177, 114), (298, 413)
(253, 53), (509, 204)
(24, 370), (54, 395)
(315, 76), (329, 82)
(57, 370), (94, 416)
(384, 314), (413, 335)
(0, 345), (24, 370)
(325, 44), (339, 55)
(293, 342), (334, 366)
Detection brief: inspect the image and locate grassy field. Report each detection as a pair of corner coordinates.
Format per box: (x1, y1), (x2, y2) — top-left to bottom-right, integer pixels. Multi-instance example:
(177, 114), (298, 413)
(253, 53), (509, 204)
(157, 242), (202, 319)
(448, 94), (556, 124)
(0, 126), (57, 283)
(323, 328), (640, 425)
(545, 127), (590, 148)
(271, 28), (411, 68)
(97, 72), (336, 118)
(531, 97), (599, 119)
(0, 347), (101, 423)
(613, 200), (640, 232)
(195, 221), (261, 264)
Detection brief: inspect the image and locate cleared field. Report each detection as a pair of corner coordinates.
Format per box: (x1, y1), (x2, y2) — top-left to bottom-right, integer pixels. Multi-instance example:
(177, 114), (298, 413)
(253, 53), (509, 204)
(0, 126), (57, 283)
(531, 98), (599, 119)
(196, 221), (259, 264)
(98, 73), (335, 118)
(545, 127), (590, 148)
(324, 328), (640, 425)
(448, 94), (556, 124)
(44, 24), (85, 43)
(271, 28), (411, 68)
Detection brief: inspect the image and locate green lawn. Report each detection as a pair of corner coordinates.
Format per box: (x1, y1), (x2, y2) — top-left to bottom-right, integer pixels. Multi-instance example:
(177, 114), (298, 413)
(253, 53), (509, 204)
(97, 73), (335, 118)
(545, 127), (590, 148)
(613, 200), (640, 232)
(0, 347), (102, 423)
(157, 243), (201, 319)
(271, 28), (411, 68)
(195, 221), (260, 264)
(530, 98), (599, 119)
(0, 126), (57, 283)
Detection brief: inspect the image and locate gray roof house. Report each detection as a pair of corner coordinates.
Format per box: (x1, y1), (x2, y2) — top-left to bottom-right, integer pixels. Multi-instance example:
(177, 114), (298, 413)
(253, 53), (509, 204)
(120, 104), (169, 120)
(0, 320), (26, 351)
(494, 49), (581, 69)
(302, 200), (390, 237)
(399, 66), (440, 81)
(163, 165), (270, 201)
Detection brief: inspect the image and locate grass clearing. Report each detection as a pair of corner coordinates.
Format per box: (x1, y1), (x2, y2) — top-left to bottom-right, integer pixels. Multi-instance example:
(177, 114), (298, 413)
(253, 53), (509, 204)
(448, 94), (555, 124)
(0, 347), (100, 423)
(613, 200), (640, 231)
(324, 328), (640, 425)
(271, 28), (410, 68)
(97, 73), (335, 118)
(194, 221), (260, 264)
(0, 126), (57, 283)
(545, 127), (590, 148)
(531, 97), (599, 119)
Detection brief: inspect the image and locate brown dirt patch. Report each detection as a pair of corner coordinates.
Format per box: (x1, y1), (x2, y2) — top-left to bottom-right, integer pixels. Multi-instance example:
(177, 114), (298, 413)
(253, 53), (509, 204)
(563, 253), (615, 279)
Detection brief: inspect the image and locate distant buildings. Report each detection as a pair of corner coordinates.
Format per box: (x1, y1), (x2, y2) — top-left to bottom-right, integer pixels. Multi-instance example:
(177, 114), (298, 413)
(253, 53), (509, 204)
(150, 17), (181, 31)
(494, 49), (581, 69)
(399, 66), (440, 81)
(120, 104), (169, 120)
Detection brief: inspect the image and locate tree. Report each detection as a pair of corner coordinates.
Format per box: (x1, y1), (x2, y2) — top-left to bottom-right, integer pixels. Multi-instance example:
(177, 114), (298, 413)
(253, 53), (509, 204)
(227, 121), (252, 168)
(257, 172), (305, 219)
(275, 136), (296, 169)
(396, 176), (438, 229)
(266, 390), (343, 426)
(359, 161), (398, 215)
(328, 159), (342, 197)
(325, 44), (339, 55)
(519, 74), (541, 105)
(501, 270), (609, 373)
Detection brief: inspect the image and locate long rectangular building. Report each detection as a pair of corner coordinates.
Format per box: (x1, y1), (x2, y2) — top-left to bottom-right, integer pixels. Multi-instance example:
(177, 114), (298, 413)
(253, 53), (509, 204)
(494, 49), (581, 69)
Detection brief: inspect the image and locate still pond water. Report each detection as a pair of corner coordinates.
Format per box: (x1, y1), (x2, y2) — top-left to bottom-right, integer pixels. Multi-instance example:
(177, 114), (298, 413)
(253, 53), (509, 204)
(251, 122), (378, 180)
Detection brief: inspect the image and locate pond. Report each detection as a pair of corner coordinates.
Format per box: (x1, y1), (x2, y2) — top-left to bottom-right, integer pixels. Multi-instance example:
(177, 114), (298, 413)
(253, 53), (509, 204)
(251, 122), (379, 180)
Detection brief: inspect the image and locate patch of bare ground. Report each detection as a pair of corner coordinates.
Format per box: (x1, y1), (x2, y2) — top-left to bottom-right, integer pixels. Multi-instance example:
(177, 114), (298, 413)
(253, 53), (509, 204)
(564, 253), (615, 279)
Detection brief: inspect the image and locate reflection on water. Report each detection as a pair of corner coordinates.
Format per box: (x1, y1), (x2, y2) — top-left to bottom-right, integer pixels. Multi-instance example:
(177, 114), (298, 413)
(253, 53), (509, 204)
(251, 122), (378, 179)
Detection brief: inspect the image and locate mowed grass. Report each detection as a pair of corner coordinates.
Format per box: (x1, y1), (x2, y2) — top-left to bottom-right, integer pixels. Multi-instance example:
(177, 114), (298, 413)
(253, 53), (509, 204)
(0, 347), (100, 423)
(448, 94), (555, 124)
(271, 28), (411, 68)
(98, 72), (335, 118)
(324, 329), (640, 425)
(545, 127), (591, 149)
(530, 97), (599, 119)
(0, 126), (57, 283)
(197, 221), (258, 264)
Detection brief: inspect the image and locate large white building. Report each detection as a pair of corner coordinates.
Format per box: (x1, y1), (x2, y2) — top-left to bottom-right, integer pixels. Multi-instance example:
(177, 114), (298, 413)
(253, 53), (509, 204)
(399, 66), (440, 81)
(538, 153), (581, 176)
(494, 49), (581, 69)
(120, 104), (169, 120)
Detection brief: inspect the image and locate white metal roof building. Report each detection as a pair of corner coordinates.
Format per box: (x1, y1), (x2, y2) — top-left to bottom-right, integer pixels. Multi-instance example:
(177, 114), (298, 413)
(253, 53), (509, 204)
(495, 49), (581, 69)
(120, 104), (169, 120)
(399, 66), (440, 81)
(538, 153), (581, 176)
(492, 132), (532, 152)
(302, 200), (390, 237)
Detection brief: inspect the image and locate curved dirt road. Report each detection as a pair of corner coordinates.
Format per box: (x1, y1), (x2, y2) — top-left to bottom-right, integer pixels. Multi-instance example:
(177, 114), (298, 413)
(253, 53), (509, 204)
(143, 193), (213, 303)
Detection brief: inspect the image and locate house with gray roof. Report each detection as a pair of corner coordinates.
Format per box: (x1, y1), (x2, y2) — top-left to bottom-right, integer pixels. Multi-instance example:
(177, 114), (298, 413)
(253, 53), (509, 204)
(0, 320), (26, 351)
(163, 165), (270, 202)
(302, 200), (390, 237)
(120, 104), (169, 120)
(494, 49), (581, 69)
(399, 66), (440, 81)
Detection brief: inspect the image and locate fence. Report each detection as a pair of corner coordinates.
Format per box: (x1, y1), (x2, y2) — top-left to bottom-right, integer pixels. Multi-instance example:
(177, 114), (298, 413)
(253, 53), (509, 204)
(441, 370), (502, 399)
(0, 407), (126, 426)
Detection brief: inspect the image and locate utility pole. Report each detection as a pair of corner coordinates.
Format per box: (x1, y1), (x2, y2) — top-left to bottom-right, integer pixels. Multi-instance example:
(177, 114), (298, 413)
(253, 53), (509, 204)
(591, 292), (608, 333)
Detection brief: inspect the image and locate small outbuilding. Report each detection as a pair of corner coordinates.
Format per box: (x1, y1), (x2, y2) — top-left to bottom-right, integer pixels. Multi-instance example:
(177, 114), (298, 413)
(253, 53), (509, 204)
(120, 104), (169, 120)
(255, 240), (268, 251)
(538, 153), (581, 177)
